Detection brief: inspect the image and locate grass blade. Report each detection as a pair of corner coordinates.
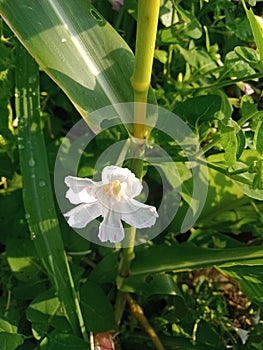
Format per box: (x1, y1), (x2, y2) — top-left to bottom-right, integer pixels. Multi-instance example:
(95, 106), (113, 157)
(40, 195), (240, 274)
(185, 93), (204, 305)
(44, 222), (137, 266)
(15, 43), (87, 341)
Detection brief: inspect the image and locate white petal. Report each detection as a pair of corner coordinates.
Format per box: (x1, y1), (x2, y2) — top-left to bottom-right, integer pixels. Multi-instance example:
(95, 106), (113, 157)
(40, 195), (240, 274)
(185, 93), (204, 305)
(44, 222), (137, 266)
(98, 211), (124, 243)
(236, 329), (250, 345)
(101, 165), (127, 183)
(66, 188), (97, 204)
(64, 202), (101, 228)
(102, 166), (142, 198)
(124, 175), (142, 198)
(121, 199), (158, 229)
(65, 176), (98, 194)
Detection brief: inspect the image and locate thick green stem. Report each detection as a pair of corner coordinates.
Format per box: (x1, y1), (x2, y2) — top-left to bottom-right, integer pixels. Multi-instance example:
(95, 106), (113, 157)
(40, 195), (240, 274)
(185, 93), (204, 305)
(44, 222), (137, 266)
(131, 0), (160, 139)
(115, 0), (160, 333)
(15, 44), (88, 342)
(115, 141), (146, 327)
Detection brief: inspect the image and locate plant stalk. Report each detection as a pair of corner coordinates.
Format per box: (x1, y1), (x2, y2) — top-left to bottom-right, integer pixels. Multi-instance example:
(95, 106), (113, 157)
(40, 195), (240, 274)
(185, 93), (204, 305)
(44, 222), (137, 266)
(130, 0), (160, 139)
(127, 294), (165, 350)
(115, 0), (160, 335)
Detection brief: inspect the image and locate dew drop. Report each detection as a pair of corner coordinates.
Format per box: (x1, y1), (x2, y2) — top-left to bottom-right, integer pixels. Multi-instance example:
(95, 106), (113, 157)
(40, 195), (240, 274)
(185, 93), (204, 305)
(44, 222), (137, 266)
(31, 232), (36, 240)
(38, 179), (46, 187)
(18, 144), (25, 150)
(25, 213), (30, 220)
(28, 76), (36, 84)
(61, 38), (67, 43)
(28, 157), (36, 167)
(47, 208), (53, 215)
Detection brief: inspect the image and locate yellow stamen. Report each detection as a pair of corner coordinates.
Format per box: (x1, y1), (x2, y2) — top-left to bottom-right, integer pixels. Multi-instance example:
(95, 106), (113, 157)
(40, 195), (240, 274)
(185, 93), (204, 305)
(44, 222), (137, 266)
(103, 180), (121, 198)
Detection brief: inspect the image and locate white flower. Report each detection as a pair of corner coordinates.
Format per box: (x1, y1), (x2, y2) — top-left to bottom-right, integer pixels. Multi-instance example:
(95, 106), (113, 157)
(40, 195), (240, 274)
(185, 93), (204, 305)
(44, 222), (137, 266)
(236, 328), (250, 345)
(64, 166), (158, 243)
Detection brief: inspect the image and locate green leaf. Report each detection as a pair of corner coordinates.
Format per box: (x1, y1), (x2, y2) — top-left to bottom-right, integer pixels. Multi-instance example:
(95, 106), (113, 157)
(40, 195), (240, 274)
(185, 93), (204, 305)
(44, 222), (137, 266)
(158, 26), (179, 44)
(182, 18), (202, 39)
(160, 0), (176, 27)
(239, 95), (262, 129)
(220, 130), (237, 165)
(254, 117), (263, 155)
(26, 289), (70, 340)
(196, 320), (224, 348)
(123, 334), (214, 350)
(40, 332), (87, 350)
(188, 229), (243, 249)
(199, 153), (244, 222)
(248, 0), (257, 6)
(224, 50), (257, 78)
(175, 5), (202, 39)
(131, 243), (263, 275)
(14, 44), (84, 336)
(12, 279), (49, 301)
(235, 46), (260, 65)
(173, 95), (222, 125)
(220, 120), (240, 166)
(62, 221), (91, 253)
(149, 161), (205, 232)
(0, 312), (24, 348)
(154, 49), (168, 64)
(176, 45), (217, 73)
(236, 128), (246, 159)
(240, 94), (258, 116)
(0, 190), (27, 244)
(214, 90), (233, 121)
(227, 150), (263, 199)
(242, 1), (263, 69)
(0, 318), (17, 334)
(0, 0), (155, 130)
(6, 238), (41, 282)
(121, 273), (180, 296)
(151, 161), (190, 191)
(89, 252), (119, 284)
(0, 333), (24, 350)
(231, 161), (263, 200)
(80, 281), (115, 332)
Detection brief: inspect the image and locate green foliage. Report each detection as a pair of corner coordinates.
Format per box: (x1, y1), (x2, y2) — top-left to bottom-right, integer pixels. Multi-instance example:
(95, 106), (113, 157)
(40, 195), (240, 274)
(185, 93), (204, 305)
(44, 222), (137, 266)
(130, 243), (263, 275)
(26, 289), (71, 339)
(39, 332), (87, 349)
(1, 0), (263, 349)
(0, 318), (24, 350)
(80, 281), (115, 332)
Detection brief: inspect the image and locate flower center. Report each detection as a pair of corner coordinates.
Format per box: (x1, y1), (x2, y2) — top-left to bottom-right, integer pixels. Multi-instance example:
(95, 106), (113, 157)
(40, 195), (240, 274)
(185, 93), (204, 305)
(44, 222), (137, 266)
(103, 180), (121, 199)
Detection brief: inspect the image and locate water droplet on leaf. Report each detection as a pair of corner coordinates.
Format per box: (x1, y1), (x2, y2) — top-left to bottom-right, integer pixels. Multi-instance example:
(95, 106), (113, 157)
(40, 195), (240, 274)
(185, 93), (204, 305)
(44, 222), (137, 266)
(38, 180), (46, 187)
(28, 158), (36, 167)
(28, 76), (36, 84)
(31, 232), (36, 240)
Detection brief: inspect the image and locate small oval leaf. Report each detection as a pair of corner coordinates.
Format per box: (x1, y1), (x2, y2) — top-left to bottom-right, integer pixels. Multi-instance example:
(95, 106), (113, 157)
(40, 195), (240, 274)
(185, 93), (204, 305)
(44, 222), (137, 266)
(254, 117), (263, 155)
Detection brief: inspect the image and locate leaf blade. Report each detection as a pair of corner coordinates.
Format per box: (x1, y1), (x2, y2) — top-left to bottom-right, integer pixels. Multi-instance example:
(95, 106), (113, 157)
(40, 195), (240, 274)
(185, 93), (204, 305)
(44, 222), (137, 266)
(0, 0), (155, 129)
(131, 244), (263, 275)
